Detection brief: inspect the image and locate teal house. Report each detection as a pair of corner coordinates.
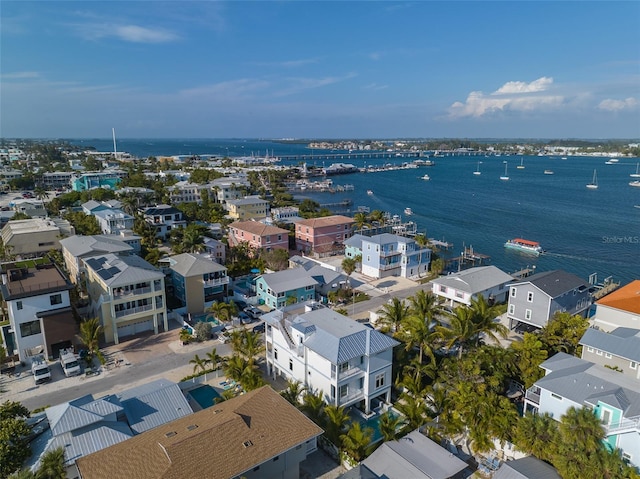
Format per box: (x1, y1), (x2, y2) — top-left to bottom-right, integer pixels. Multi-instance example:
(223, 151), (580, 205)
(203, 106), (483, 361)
(255, 268), (318, 309)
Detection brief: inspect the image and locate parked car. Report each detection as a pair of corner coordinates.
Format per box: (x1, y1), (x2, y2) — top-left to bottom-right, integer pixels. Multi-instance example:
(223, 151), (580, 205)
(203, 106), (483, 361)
(244, 306), (263, 321)
(252, 322), (265, 334)
(233, 300), (248, 310)
(237, 312), (252, 324)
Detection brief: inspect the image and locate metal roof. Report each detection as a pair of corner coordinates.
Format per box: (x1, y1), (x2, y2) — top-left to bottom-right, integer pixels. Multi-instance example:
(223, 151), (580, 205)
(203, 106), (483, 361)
(493, 456), (561, 479)
(579, 327), (640, 362)
(59, 234), (134, 257)
(258, 267), (318, 293)
(432, 265), (515, 294)
(83, 253), (164, 286)
(511, 270), (589, 298)
(168, 252), (227, 277)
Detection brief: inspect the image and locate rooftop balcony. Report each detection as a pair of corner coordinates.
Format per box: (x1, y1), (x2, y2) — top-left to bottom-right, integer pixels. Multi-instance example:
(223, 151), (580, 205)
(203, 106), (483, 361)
(525, 386), (541, 405)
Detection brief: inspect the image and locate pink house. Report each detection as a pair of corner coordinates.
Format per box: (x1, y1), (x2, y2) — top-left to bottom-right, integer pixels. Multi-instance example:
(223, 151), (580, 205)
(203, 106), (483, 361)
(228, 221), (289, 251)
(295, 215), (355, 256)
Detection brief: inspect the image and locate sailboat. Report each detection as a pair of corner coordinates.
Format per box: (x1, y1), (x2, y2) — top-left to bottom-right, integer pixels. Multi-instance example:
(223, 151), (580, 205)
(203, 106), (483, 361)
(473, 161), (482, 175)
(516, 157), (525, 169)
(586, 169), (598, 189)
(630, 163), (640, 178)
(500, 161), (509, 181)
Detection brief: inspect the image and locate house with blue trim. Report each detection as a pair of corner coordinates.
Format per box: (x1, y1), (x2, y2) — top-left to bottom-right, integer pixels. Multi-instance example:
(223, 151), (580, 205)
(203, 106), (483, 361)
(255, 267), (318, 309)
(524, 352), (640, 468)
(360, 233), (431, 279)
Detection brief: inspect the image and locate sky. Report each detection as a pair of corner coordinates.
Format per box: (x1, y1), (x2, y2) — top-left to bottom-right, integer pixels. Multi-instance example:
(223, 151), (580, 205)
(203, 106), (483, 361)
(1, 1), (639, 139)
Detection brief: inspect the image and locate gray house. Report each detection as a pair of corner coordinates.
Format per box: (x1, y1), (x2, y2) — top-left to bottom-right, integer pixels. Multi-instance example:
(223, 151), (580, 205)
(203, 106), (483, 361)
(507, 270), (591, 330)
(580, 327), (640, 379)
(431, 265), (515, 307)
(493, 456), (561, 479)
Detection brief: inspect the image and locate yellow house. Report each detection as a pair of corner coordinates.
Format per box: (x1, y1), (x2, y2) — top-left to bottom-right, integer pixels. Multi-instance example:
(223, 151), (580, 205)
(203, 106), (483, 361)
(226, 196), (269, 221)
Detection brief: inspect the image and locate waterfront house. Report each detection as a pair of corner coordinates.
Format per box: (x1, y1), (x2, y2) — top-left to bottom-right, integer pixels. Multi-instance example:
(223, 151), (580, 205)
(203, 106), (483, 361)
(360, 233), (431, 279)
(255, 268), (319, 309)
(1, 218), (74, 258)
(166, 252), (229, 313)
(60, 234), (137, 283)
(76, 386), (323, 479)
(357, 429), (468, 479)
(263, 303), (399, 412)
(343, 233), (366, 260)
(225, 195), (270, 221)
(580, 327), (640, 379)
(524, 352), (640, 468)
(431, 265), (515, 307)
(590, 280), (640, 332)
(82, 254), (167, 344)
(506, 270), (592, 330)
(295, 215), (355, 257)
(142, 205), (187, 240)
(228, 220), (289, 252)
(0, 263), (76, 362)
(211, 175), (251, 203)
(268, 206), (302, 225)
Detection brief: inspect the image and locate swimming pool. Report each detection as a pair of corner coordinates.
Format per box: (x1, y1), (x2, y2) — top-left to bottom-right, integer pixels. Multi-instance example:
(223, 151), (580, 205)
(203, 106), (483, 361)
(190, 313), (221, 326)
(355, 409), (405, 444)
(189, 385), (221, 409)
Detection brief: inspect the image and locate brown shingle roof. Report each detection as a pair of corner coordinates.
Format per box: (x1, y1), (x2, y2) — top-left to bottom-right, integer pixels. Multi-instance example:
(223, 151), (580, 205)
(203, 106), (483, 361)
(596, 280), (640, 315)
(229, 221), (289, 236)
(296, 215), (355, 228)
(76, 386), (323, 479)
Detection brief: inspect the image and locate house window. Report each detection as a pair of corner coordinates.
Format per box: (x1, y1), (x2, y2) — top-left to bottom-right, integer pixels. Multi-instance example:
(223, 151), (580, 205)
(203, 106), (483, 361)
(601, 409), (611, 425)
(339, 384), (348, 398)
(339, 362), (349, 373)
(50, 294), (62, 305)
(508, 304), (515, 315)
(20, 320), (41, 337)
(331, 385), (336, 398)
(16, 301), (23, 310)
(274, 348), (278, 360)
(510, 288), (517, 298)
(551, 393), (562, 400)
(586, 346), (594, 352)
(273, 456), (279, 462)
(631, 361), (638, 370)
(359, 377), (364, 389)
(527, 291), (534, 302)
(289, 359), (293, 371)
(455, 291), (464, 299)
(440, 285), (447, 293)
(596, 349), (603, 356)
(375, 373), (385, 388)
(525, 309), (532, 320)
(278, 234), (282, 241)
(605, 353), (612, 359)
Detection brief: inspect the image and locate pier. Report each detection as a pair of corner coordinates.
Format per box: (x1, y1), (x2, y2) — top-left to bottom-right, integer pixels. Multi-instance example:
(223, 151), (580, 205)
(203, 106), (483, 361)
(279, 151), (422, 162)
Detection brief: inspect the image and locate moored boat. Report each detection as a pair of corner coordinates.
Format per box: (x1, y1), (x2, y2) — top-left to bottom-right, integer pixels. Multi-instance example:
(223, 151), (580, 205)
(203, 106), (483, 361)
(630, 163), (640, 178)
(421, 174), (431, 181)
(586, 169), (598, 189)
(404, 207), (413, 216)
(630, 180), (640, 188)
(504, 238), (544, 255)
(544, 170), (554, 175)
(367, 190), (374, 195)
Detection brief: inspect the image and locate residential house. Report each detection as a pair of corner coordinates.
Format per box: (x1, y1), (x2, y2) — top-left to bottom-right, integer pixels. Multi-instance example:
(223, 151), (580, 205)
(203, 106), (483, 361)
(211, 175), (250, 203)
(76, 386), (323, 479)
(93, 209), (135, 235)
(590, 280), (640, 332)
(142, 205), (187, 240)
(59, 235), (137, 283)
(524, 353), (640, 468)
(343, 233), (366, 260)
(357, 430), (468, 479)
(228, 220), (289, 252)
(71, 171), (126, 192)
(263, 303), (399, 412)
(431, 265), (515, 307)
(41, 171), (74, 189)
(1, 218), (74, 258)
(82, 254), (167, 344)
(506, 270), (592, 330)
(0, 168), (24, 191)
(580, 327), (640, 379)
(493, 456), (561, 479)
(167, 181), (211, 204)
(288, 256), (350, 300)
(11, 198), (47, 218)
(225, 195), (270, 221)
(360, 233), (431, 279)
(166, 253), (229, 313)
(81, 200), (122, 216)
(268, 206), (302, 225)
(295, 215), (355, 256)
(255, 268), (319, 309)
(203, 237), (225, 264)
(28, 379), (192, 479)
(0, 263), (75, 362)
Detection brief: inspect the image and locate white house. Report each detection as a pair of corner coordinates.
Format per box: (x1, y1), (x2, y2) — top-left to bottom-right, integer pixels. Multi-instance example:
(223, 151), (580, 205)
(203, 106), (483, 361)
(590, 280), (640, 332)
(431, 265), (515, 307)
(263, 303), (399, 413)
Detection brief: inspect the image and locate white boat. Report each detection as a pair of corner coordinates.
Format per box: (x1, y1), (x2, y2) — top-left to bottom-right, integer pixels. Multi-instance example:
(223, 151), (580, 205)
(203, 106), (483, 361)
(586, 169), (598, 189)
(516, 157), (525, 169)
(630, 180), (640, 188)
(630, 163), (640, 178)
(404, 207), (413, 216)
(500, 161), (509, 181)
(367, 190), (373, 195)
(561, 157), (568, 160)
(504, 238), (544, 255)
(421, 174), (431, 181)
(473, 161), (482, 175)
(544, 170), (554, 175)
(605, 158), (619, 165)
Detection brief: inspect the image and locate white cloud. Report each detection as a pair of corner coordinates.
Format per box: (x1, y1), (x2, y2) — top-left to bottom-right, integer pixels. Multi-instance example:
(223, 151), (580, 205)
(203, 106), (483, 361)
(1, 71), (40, 80)
(598, 97), (638, 111)
(364, 83), (388, 91)
(448, 77), (564, 119)
(179, 79), (270, 99)
(72, 22), (179, 43)
(273, 72), (357, 97)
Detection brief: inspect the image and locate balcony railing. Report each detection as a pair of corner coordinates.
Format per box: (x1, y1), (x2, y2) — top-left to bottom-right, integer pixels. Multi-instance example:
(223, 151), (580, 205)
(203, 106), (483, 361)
(525, 386), (541, 405)
(379, 262), (401, 271)
(113, 286), (152, 298)
(604, 416), (640, 436)
(204, 277), (229, 287)
(115, 303), (154, 318)
(339, 365), (365, 380)
(339, 388), (364, 405)
(379, 250), (402, 258)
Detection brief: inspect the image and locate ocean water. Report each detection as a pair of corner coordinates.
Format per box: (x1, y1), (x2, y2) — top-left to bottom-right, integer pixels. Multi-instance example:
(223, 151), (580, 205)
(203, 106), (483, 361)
(69, 139), (640, 284)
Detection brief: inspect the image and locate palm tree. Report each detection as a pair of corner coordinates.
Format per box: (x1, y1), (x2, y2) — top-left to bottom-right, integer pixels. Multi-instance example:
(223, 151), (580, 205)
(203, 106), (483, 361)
(468, 295), (508, 347)
(205, 348), (224, 371)
(79, 318), (104, 364)
(509, 332), (548, 388)
(513, 412), (558, 462)
(181, 226), (205, 253)
(207, 301), (233, 324)
(376, 297), (409, 335)
(353, 212), (369, 230)
(189, 354), (209, 374)
(395, 394), (430, 430)
(379, 411), (403, 442)
(33, 187), (49, 202)
(301, 389), (326, 426)
(35, 447), (65, 479)
(324, 404), (350, 447)
(242, 330), (265, 362)
(280, 380), (306, 406)
(435, 306), (476, 358)
(369, 209), (385, 224)
(340, 421), (373, 462)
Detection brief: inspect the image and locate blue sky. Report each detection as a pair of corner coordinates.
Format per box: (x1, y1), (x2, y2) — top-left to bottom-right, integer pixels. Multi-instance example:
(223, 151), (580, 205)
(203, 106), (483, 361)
(1, 1), (639, 139)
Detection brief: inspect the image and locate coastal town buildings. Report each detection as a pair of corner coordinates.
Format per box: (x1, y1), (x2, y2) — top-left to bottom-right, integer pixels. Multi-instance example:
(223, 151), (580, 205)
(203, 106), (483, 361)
(71, 171), (126, 192)
(225, 195), (270, 221)
(295, 215), (355, 257)
(431, 265), (515, 307)
(142, 205), (187, 240)
(359, 233), (431, 280)
(1, 218), (74, 258)
(590, 280), (640, 332)
(228, 220), (289, 251)
(579, 327), (640, 379)
(59, 235), (137, 283)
